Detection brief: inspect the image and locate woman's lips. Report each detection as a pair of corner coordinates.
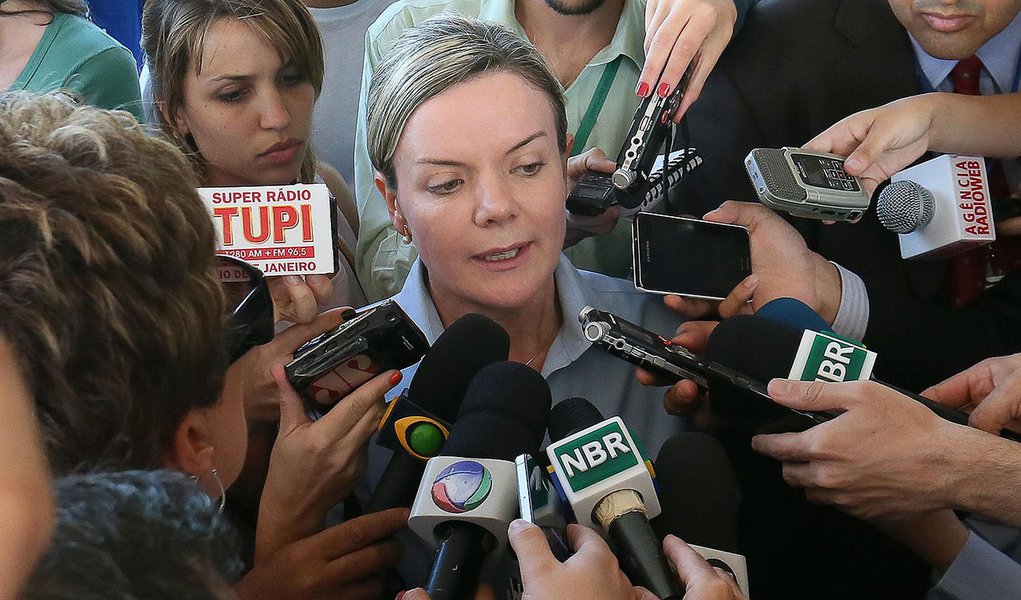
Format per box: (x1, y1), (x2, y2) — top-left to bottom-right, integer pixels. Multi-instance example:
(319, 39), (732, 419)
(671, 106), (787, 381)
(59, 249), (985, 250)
(473, 242), (530, 270)
(259, 139), (304, 164)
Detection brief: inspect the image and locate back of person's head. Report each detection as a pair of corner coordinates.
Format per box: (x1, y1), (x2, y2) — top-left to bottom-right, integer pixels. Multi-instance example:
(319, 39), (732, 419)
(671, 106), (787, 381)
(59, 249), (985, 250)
(366, 13), (568, 189)
(0, 91), (226, 474)
(141, 0), (324, 182)
(23, 469), (244, 600)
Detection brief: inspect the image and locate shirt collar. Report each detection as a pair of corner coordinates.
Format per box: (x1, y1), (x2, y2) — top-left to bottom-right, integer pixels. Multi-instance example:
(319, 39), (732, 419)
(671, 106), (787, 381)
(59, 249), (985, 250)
(910, 9), (1021, 93)
(392, 256), (593, 375)
(590, 0), (647, 70)
(486, 0), (646, 69)
(392, 260), (446, 345)
(542, 255), (595, 376)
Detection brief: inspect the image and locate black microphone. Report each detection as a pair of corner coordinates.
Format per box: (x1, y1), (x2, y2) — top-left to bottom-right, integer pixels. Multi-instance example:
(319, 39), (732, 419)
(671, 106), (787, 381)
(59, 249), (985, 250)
(653, 433), (750, 596)
(546, 397), (683, 600)
(368, 314), (510, 512)
(408, 361), (552, 600)
(705, 311), (1021, 442)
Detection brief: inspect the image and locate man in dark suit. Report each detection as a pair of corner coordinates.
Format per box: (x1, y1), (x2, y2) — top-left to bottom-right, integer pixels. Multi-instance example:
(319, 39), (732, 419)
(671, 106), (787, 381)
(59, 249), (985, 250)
(681, 0), (1021, 392)
(668, 1), (1021, 598)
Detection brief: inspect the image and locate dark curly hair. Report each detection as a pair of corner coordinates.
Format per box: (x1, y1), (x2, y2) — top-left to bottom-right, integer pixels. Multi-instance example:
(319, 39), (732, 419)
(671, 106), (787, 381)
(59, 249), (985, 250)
(0, 91), (227, 474)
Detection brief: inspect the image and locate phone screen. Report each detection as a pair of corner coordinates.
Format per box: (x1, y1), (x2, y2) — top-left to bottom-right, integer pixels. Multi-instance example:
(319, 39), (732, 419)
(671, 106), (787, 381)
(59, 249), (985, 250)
(633, 214), (751, 299)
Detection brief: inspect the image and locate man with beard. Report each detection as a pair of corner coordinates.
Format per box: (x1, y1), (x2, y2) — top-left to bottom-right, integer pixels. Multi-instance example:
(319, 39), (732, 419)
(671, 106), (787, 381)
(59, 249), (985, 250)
(352, 0), (756, 300)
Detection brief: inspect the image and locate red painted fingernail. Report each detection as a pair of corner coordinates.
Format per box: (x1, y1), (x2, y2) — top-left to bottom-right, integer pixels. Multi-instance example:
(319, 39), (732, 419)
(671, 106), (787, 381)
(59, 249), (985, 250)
(635, 81), (650, 98)
(389, 371), (403, 386)
(395, 592), (406, 600)
(657, 82), (671, 98)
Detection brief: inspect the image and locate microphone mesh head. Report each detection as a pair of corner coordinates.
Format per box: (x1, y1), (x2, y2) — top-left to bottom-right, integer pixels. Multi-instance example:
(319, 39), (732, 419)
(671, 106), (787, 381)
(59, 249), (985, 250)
(547, 397), (605, 442)
(876, 181), (935, 233)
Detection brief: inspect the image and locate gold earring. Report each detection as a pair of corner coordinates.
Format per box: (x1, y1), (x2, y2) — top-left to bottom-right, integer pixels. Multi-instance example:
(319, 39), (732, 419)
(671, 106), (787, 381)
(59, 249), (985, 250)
(401, 225), (413, 244)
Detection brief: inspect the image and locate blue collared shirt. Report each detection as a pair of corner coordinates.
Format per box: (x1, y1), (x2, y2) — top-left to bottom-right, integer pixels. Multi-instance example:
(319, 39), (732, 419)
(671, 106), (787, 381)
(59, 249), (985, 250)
(365, 255), (690, 590)
(379, 254), (689, 451)
(911, 10), (1021, 94)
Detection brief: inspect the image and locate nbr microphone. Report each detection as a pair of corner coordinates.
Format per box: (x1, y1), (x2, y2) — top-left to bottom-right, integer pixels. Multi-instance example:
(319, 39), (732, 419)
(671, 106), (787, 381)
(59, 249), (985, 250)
(546, 398), (682, 600)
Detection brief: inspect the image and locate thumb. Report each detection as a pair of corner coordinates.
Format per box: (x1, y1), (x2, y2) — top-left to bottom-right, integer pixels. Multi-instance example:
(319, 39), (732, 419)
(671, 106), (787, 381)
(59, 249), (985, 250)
(272, 363), (308, 434)
(968, 369), (1021, 435)
(767, 378), (856, 413)
(704, 200), (770, 229)
(400, 589), (430, 600)
(508, 519), (556, 580)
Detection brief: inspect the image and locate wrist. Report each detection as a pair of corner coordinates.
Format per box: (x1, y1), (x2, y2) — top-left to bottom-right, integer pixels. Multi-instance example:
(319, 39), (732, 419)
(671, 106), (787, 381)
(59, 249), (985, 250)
(946, 426), (1021, 527)
(813, 257), (842, 324)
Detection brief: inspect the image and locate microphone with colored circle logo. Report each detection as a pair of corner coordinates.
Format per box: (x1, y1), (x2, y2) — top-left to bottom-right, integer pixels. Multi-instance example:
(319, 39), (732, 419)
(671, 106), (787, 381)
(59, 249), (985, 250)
(545, 398), (683, 600)
(368, 313), (510, 512)
(408, 361), (552, 600)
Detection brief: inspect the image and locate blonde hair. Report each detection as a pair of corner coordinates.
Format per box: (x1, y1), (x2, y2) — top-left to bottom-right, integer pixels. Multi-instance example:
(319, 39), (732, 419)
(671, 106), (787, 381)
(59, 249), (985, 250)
(142, 0), (323, 183)
(0, 91), (227, 474)
(367, 14), (568, 188)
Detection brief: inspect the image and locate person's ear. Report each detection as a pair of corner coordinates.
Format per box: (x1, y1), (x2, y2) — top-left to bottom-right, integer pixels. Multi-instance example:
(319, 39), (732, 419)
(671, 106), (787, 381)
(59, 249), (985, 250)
(376, 172), (406, 233)
(164, 409), (215, 478)
(168, 102), (192, 137)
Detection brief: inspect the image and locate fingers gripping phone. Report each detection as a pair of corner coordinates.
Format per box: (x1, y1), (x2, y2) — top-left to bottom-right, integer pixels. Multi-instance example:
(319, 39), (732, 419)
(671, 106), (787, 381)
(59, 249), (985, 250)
(632, 213), (752, 300)
(285, 300), (428, 418)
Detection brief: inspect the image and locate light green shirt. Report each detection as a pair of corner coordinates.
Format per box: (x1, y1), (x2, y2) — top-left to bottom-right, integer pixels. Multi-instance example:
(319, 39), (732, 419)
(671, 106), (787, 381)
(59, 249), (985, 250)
(9, 12), (144, 123)
(353, 0), (648, 301)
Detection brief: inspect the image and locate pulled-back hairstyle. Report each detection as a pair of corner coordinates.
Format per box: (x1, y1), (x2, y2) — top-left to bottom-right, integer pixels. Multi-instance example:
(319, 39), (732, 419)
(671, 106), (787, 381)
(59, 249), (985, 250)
(0, 91), (227, 474)
(142, 0), (324, 183)
(366, 14), (568, 188)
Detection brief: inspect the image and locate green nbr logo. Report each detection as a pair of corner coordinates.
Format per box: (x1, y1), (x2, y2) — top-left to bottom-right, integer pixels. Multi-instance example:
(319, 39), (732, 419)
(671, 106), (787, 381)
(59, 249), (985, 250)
(789, 330), (876, 383)
(552, 421), (639, 493)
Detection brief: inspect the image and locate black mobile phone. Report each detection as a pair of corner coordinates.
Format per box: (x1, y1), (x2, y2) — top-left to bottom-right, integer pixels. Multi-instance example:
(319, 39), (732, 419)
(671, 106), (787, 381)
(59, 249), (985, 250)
(578, 306), (831, 434)
(285, 300), (428, 418)
(632, 213), (751, 300)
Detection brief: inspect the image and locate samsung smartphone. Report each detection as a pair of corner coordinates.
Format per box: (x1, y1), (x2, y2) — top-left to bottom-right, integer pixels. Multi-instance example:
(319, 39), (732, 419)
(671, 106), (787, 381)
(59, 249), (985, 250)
(632, 213), (751, 300)
(745, 147), (871, 222)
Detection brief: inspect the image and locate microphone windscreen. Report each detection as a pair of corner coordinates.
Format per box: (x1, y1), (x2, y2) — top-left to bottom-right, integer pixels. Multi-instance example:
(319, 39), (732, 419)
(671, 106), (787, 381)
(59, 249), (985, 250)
(547, 397), (605, 443)
(703, 315), (827, 433)
(409, 313), (510, 422)
(653, 433), (740, 552)
(876, 180), (934, 233)
(705, 315), (803, 383)
(441, 361), (552, 460)
(755, 297), (832, 335)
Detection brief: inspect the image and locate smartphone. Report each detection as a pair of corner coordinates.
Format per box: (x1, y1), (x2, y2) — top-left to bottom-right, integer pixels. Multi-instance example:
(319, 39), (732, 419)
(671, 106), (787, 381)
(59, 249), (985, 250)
(632, 213), (751, 300)
(285, 300), (428, 418)
(515, 453), (571, 562)
(745, 147), (871, 222)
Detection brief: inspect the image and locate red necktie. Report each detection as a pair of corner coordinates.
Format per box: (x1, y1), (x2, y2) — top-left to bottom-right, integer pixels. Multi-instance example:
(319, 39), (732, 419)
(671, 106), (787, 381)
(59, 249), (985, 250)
(945, 57), (1021, 305)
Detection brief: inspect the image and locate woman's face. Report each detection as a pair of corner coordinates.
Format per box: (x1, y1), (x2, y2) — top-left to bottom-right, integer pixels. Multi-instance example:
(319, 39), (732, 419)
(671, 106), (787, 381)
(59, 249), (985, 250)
(173, 18), (314, 187)
(381, 71), (569, 312)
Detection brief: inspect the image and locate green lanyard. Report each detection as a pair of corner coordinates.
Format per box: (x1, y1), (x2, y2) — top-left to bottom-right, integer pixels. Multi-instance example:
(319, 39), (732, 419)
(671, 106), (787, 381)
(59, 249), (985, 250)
(570, 56), (622, 156)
